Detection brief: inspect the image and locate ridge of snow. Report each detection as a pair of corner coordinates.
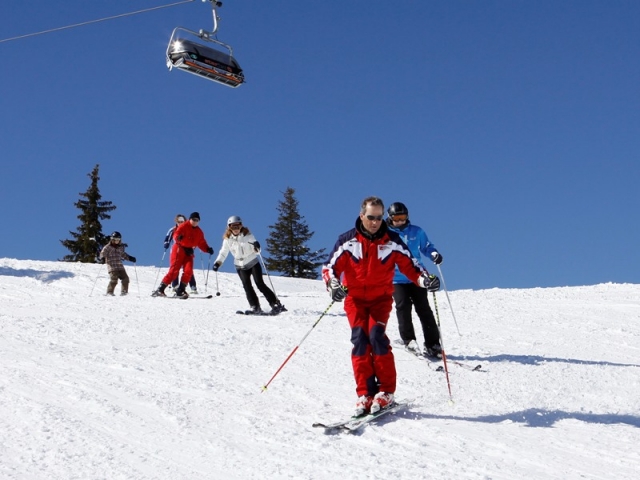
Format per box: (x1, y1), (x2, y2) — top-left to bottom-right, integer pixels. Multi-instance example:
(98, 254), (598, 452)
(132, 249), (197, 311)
(1, 258), (639, 479)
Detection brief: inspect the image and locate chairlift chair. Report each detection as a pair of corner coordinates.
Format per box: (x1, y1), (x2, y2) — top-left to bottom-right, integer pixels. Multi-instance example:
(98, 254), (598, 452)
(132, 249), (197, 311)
(165, 1), (244, 88)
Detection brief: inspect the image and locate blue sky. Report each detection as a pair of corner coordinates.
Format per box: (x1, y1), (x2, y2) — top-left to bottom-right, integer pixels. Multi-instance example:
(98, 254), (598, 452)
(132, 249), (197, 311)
(1, 0), (638, 290)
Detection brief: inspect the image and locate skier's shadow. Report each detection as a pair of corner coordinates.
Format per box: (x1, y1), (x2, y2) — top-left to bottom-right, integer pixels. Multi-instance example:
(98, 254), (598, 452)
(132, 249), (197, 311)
(402, 408), (640, 429)
(447, 353), (640, 369)
(0, 267), (74, 283)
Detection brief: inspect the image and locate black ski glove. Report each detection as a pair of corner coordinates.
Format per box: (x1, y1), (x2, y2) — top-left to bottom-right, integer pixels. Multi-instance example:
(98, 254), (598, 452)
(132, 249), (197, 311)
(419, 273), (440, 292)
(328, 278), (347, 302)
(164, 241), (170, 250)
(207, 247), (214, 255)
(128, 256), (137, 263)
(431, 252), (443, 265)
(212, 262), (221, 272)
(252, 241), (261, 252)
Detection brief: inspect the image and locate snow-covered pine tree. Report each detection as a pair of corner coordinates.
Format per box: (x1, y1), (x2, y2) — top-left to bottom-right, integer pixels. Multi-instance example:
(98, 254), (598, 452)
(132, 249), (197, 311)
(60, 164), (116, 263)
(265, 187), (325, 279)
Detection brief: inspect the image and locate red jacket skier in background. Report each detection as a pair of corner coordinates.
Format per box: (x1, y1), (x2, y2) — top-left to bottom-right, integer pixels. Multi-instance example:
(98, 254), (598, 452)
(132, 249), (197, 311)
(153, 212), (213, 298)
(322, 196), (440, 416)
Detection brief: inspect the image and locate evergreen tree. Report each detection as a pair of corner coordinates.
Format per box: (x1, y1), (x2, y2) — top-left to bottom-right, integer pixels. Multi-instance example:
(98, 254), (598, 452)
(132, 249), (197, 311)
(265, 187), (326, 279)
(60, 164), (117, 262)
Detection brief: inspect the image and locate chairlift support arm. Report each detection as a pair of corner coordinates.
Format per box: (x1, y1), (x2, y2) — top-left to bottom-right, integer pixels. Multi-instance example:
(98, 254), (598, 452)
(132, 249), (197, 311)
(205, 0), (223, 36)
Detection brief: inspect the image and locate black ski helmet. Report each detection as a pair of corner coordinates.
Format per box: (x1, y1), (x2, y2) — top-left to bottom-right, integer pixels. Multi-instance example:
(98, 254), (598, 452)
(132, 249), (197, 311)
(227, 215), (242, 226)
(387, 202), (409, 218)
(110, 231), (122, 239)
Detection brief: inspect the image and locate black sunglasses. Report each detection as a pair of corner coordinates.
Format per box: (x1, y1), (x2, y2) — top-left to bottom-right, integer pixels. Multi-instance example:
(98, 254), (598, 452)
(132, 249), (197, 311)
(365, 214), (384, 221)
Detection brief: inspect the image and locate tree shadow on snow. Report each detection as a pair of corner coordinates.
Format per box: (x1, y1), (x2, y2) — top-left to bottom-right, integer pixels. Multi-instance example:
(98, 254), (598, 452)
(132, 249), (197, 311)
(405, 408), (640, 429)
(0, 266), (74, 283)
(447, 353), (640, 369)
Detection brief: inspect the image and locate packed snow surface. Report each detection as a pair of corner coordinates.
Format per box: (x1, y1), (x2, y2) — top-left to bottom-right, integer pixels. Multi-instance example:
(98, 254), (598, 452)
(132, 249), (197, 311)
(1, 258), (639, 479)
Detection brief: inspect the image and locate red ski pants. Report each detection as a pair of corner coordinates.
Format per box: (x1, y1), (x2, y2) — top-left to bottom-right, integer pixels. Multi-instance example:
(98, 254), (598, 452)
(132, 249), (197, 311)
(162, 244), (194, 286)
(344, 295), (396, 397)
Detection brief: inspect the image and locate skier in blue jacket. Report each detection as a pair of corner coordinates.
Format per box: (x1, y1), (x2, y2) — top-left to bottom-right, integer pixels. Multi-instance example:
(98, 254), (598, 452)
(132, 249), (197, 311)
(387, 202), (444, 358)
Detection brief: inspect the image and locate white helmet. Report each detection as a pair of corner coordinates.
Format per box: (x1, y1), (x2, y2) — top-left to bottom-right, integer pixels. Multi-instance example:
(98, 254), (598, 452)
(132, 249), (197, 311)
(227, 215), (242, 226)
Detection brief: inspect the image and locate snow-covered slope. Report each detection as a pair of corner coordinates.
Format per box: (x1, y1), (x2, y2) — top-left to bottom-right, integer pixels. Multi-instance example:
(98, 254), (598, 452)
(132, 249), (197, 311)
(1, 258), (639, 479)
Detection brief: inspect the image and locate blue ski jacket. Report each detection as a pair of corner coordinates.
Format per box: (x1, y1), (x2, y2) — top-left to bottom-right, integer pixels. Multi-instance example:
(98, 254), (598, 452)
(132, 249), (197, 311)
(387, 220), (439, 284)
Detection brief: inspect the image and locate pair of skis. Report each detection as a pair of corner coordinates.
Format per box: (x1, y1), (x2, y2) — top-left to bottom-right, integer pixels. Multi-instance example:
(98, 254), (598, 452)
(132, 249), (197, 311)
(313, 400), (410, 434)
(236, 305), (287, 316)
(395, 340), (484, 372)
(156, 294), (288, 315)
(236, 309), (282, 316)
(163, 294), (213, 300)
(407, 347), (483, 372)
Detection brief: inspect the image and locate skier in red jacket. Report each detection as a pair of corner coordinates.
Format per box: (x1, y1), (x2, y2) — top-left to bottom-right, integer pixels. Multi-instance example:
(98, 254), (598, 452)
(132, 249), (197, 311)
(153, 212), (214, 298)
(322, 196), (440, 416)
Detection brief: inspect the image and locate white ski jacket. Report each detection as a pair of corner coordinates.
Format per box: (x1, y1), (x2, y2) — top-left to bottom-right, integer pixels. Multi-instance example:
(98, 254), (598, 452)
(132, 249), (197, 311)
(215, 232), (260, 270)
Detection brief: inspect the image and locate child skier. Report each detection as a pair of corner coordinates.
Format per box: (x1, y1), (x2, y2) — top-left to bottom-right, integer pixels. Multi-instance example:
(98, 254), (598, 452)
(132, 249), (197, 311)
(99, 231), (136, 296)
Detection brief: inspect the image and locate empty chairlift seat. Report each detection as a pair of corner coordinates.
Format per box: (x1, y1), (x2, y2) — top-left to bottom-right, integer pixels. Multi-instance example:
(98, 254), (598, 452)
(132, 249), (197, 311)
(166, 28), (245, 88)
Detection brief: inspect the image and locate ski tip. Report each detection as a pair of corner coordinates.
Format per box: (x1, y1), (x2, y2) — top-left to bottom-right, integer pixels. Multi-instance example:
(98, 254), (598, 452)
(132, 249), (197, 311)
(313, 424), (348, 435)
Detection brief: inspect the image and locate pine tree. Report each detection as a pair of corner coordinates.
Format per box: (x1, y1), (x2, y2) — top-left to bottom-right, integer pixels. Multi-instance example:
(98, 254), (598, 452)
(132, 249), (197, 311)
(265, 187), (326, 279)
(60, 164), (117, 262)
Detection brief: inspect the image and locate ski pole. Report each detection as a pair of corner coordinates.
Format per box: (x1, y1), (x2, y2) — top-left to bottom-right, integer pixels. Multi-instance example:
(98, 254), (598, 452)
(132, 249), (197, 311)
(432, 291), (454, 403)
(133, 263), (140, 298)
(204, 254), (211, 293)
(261, 300), (335, 392)
(199, 252), (205, 286)
(153, 250), (167, 290)
(89, 262), (105, 297)
(257, 251), (278, 298)
(436, 264), (462, 336)
(214, 269), (220, 296)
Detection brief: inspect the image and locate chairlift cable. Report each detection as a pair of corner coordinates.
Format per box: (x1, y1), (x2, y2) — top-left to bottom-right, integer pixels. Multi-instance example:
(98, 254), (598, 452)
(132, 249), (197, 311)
(0, 0), (196, 44)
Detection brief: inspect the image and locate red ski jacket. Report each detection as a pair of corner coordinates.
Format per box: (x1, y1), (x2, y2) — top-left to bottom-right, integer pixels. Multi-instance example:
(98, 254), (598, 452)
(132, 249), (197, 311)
(322, 218), (426, 301)
(173, 221), (210, 253)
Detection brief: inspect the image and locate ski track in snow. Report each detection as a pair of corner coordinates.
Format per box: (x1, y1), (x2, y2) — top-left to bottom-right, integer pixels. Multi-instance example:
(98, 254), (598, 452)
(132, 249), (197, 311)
(1, 258), (639, 479)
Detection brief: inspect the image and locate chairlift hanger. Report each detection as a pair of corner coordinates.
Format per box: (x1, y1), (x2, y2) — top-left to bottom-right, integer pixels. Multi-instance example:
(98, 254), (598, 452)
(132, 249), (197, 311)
(166, 0), (244, 88)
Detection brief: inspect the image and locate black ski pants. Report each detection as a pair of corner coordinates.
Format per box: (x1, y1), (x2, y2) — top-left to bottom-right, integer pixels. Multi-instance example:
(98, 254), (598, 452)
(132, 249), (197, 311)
(392, 282), (440, 348)
(236, 262), (277, 308)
